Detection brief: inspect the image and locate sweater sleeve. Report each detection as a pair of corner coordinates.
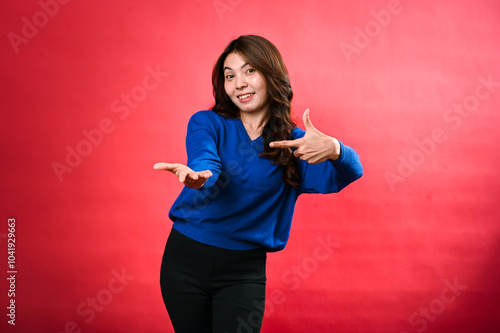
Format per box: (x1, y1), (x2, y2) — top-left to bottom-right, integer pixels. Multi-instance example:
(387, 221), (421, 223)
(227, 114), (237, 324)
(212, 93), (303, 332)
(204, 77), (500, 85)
(185, 111), (222, 188)
(297, 131), (363, 194)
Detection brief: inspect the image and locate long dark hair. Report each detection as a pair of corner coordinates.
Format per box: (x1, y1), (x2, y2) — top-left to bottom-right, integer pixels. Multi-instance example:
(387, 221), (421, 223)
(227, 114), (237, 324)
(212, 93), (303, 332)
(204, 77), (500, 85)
(211, 35), (300, 187)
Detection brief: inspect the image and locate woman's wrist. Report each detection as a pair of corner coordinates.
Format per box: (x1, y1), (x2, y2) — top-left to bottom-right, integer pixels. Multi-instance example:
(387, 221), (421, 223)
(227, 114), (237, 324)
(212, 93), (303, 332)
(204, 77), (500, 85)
(328, 137), (341, 161)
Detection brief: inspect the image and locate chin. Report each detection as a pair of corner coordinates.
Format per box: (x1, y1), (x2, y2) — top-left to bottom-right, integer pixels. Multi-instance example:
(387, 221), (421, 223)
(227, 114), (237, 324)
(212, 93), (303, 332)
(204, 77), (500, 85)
(240, 104), (266, 113)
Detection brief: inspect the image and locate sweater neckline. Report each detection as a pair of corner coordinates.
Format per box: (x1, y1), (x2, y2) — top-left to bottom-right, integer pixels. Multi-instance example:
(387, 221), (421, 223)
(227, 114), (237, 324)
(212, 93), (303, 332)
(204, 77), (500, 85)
(236, 118), (264, 144)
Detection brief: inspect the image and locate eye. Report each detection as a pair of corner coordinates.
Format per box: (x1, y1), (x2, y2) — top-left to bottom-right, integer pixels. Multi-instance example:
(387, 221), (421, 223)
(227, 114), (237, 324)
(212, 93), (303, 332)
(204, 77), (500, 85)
(247, 68), (256, 74)
(225, 74), (234, 80)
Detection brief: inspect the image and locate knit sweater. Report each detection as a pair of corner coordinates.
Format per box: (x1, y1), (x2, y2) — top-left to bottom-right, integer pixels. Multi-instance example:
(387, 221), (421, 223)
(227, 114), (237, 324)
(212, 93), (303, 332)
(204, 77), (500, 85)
(169, 110), (363, 251)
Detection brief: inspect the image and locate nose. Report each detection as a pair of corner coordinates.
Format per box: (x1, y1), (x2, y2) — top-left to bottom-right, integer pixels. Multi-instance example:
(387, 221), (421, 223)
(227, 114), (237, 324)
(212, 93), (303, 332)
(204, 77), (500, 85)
(235, 75), (248, 90)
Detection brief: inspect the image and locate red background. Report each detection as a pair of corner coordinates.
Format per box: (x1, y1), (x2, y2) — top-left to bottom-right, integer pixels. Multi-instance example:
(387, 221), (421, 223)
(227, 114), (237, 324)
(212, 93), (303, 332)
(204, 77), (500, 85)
(1, 0), (500, 332)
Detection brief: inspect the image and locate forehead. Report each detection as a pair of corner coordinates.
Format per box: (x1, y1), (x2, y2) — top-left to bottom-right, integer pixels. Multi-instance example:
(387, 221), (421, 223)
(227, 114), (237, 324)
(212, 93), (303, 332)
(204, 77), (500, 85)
(223, 52), (249, 70)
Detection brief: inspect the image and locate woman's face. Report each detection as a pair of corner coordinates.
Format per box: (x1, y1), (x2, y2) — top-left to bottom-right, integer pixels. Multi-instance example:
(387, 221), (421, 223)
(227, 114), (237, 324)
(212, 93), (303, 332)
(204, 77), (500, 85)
(223, 52), (269, 116)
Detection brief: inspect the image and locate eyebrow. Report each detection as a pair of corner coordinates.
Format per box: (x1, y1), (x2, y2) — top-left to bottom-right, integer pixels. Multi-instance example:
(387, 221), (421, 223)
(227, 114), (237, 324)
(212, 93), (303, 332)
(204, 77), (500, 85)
(223, 62), (250, 71)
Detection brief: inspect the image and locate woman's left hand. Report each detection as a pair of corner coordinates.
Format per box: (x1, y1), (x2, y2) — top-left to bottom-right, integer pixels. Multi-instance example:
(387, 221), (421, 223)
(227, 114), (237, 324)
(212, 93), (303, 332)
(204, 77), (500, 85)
(153, 162), (212, 189)
(269, 109), (341, 164)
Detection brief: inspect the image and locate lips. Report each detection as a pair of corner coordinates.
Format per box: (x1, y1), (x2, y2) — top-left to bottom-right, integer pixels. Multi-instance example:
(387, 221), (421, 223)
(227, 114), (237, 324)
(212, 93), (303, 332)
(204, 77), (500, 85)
(237, 93), (255, 100)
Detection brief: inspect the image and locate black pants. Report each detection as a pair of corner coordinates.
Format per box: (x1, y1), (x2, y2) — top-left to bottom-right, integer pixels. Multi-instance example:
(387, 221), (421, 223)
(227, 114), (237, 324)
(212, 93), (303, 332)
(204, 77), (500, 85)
(160, 228), (267, 333)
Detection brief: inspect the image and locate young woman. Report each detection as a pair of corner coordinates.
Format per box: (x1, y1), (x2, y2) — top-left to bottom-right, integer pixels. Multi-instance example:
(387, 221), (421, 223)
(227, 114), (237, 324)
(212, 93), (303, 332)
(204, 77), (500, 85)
(154, 35), (363, 332)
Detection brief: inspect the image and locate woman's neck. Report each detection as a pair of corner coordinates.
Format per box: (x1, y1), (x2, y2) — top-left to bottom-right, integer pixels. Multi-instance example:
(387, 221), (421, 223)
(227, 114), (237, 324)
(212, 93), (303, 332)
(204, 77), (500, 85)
(239, 110), (270, 140)
(239, 111), (269, 130)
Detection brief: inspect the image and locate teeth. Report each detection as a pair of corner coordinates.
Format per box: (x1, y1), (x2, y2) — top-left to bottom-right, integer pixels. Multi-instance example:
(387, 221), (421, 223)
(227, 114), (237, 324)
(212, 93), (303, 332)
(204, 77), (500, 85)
(238, 93), (254, 99)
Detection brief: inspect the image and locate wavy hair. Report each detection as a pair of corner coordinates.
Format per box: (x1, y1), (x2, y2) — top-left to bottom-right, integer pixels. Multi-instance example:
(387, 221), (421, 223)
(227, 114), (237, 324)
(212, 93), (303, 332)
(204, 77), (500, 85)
(211, 35), (300, 186)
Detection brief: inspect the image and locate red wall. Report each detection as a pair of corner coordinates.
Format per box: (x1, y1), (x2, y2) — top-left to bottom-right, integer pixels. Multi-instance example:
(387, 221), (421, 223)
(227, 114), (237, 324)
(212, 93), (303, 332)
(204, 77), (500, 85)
(1, 1), (500, 332)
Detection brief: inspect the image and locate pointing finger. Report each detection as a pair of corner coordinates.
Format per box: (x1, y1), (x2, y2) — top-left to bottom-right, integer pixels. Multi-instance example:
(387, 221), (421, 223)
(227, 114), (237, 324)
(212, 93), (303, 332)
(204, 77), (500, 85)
(269, 138), (301, 148)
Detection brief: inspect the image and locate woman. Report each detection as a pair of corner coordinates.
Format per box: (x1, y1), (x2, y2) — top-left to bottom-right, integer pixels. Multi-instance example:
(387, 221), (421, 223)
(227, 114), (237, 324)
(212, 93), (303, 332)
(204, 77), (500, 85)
(154, 35), (363, 332)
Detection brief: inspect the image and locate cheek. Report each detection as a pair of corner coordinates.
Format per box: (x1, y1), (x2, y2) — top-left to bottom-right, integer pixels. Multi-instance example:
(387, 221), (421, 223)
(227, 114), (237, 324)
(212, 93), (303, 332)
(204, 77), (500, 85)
(255, 75), (267, 93)
(224, 81), (233, 96)
(256, 81), (268, 101)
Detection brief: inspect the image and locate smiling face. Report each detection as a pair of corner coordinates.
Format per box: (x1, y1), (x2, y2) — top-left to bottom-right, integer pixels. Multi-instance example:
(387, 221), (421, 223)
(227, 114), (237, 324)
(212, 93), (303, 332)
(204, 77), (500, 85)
(223, 52), (269, 116)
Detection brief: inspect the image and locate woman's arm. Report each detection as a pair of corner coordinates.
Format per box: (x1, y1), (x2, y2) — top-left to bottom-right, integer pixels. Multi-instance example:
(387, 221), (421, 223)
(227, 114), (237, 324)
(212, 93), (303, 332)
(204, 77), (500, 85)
(154, 111), (222, 189)
(270, 109), (341, 164)
(270, 109), (363, 194)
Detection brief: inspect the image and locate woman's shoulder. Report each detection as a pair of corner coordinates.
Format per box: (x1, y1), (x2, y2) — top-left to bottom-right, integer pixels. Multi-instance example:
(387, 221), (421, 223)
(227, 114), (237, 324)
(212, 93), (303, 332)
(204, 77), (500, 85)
(189, 110), (228, 124)
(187, 110), (235, 135)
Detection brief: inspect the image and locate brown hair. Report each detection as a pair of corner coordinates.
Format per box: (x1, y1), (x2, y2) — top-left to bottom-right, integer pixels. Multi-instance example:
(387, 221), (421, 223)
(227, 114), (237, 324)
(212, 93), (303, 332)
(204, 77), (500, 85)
(211, 35), (300, 186)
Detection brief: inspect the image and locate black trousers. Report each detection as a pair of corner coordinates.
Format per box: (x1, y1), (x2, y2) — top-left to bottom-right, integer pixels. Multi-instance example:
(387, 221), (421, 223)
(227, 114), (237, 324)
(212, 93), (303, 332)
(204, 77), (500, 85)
(160, 228), (267, 333)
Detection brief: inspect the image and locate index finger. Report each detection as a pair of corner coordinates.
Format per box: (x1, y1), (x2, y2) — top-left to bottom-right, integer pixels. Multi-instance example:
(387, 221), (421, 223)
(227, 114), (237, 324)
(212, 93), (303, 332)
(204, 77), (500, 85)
(153, 162), (176, 171)
(269, 139), (301, 149)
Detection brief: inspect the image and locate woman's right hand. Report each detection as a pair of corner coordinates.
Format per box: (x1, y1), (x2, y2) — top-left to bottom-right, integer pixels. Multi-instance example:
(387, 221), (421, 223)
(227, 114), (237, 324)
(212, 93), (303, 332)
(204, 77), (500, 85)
(153, 162), (212, 189)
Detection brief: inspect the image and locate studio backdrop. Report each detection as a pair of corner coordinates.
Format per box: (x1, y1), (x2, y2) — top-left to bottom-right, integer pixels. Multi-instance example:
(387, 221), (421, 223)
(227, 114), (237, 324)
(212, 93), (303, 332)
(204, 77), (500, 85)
(1, 0), (500, 332)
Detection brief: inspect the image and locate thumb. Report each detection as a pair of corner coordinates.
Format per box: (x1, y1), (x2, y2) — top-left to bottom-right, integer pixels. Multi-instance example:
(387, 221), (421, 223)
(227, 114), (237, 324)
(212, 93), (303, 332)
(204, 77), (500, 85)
(303, 109), (316, 131)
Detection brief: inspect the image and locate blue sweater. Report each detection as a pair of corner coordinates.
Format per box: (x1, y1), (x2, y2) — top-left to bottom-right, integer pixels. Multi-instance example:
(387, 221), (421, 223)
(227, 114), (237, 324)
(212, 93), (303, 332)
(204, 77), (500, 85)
(169, 110), (363, 251)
